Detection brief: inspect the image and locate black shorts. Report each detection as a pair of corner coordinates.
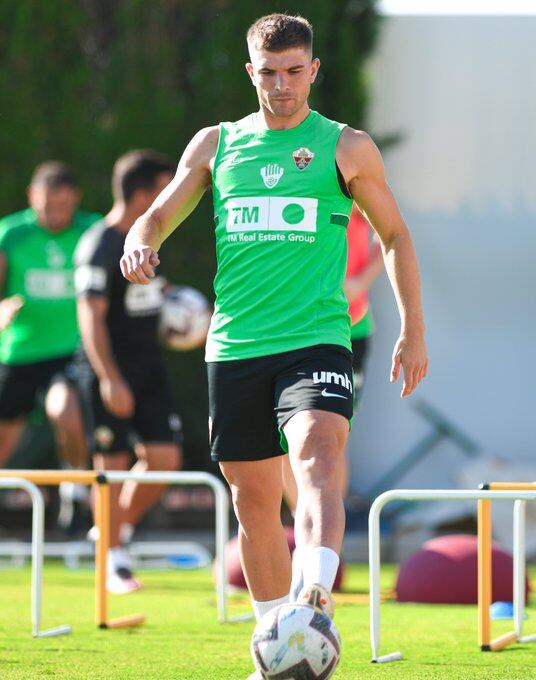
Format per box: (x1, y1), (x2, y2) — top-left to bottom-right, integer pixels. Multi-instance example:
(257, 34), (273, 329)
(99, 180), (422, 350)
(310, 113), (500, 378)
(77, 357), (183, 455)
(207, 344), (354, 462)
(0, 355), (75, 420)
(351, 336), (370, 412)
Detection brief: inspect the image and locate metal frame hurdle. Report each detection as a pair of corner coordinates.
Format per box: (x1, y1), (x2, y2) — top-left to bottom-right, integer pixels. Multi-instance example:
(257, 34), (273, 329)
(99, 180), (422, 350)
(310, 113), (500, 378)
(478, 482), (536, 651)
(0, 469), (237, 631)
(0, 477), (72, 637)
(369, 488), (536, 664)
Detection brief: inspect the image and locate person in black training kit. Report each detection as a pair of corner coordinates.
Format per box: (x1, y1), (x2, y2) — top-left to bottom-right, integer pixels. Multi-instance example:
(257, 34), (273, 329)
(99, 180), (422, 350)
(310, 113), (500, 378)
(74, 150), (182, 594)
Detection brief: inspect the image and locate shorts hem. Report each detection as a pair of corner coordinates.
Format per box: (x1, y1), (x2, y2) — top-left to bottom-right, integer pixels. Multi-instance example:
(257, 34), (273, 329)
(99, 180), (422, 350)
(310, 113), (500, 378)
(210, 449), (285, 463)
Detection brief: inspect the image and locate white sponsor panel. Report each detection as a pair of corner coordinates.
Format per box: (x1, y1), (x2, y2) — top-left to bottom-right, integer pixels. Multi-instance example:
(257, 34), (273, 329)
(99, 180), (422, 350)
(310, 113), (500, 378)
(225, 196), (318, 233)
(25, 270), (74, 298)
(124, 276), (164, 316)
(74, 265), (108, 293)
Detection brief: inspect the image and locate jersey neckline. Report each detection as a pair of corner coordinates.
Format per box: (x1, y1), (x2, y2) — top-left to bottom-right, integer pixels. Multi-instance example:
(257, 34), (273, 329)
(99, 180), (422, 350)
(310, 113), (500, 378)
(248, 109), (317, 138)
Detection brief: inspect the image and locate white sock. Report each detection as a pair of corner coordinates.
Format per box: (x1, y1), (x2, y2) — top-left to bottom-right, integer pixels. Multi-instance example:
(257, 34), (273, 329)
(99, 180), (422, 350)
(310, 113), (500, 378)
(107, 546), (131, 573)
(252, 594), (289, 622)
(289, 548), (304, 602)
(301, 547), (340, 592)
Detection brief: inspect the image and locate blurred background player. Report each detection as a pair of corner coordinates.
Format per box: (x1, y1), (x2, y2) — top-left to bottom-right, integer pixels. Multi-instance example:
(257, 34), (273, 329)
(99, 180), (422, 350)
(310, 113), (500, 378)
(74, 150), (183, 594)
(0, 162), (99, 472)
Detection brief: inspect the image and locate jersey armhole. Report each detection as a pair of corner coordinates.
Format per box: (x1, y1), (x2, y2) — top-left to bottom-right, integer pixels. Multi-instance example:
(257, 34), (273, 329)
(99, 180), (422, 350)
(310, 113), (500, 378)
(332, 124), (354, 203)
(211, 123), (226, 186)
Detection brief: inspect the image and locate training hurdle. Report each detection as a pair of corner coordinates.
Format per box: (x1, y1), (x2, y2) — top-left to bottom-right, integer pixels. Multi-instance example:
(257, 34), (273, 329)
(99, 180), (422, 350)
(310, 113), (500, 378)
(369, 488), (536, 663)
(478, 482), (536, 651)
(0, 469), (234, 630)
(0, 477), (72, 637)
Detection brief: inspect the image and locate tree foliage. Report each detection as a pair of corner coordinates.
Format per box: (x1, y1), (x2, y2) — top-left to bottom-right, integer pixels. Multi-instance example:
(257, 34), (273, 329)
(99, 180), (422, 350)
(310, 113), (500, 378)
(0, 0), (381, 468)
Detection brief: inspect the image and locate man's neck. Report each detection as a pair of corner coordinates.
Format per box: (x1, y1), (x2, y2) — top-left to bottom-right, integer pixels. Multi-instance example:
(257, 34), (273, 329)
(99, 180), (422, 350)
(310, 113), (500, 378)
(105, 203), (137, 234)
(256, 102), (310, 131)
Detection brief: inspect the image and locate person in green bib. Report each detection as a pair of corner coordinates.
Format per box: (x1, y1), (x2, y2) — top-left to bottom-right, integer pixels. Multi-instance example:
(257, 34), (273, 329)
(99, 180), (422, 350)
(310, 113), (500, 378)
(0, 162), (100, 469)
(120, 11), (428, 649)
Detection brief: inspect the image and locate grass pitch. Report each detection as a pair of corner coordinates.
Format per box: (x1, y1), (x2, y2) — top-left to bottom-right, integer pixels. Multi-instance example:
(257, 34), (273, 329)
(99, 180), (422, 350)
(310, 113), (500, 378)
(0, 563), (535, 679)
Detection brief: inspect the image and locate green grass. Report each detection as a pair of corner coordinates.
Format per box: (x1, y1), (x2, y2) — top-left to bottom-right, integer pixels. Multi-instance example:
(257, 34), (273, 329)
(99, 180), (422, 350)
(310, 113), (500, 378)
(0, 564), (535, 679)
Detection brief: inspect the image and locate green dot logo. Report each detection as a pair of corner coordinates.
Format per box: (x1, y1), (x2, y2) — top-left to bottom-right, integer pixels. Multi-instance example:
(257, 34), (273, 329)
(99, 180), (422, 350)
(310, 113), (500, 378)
(282, 203), (305, 225)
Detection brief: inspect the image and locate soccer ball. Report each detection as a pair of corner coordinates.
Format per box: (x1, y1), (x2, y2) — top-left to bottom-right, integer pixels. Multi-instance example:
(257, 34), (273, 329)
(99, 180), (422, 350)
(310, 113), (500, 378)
(251, 604), (341, 679)
(159, 285), (211, 351)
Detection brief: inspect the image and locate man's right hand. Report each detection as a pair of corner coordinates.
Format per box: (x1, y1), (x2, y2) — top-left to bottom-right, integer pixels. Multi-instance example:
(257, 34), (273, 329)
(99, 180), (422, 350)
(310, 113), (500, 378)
(99, 376), (135, 418)
(0, 295), (24, 332)
(120, 245), (160, 285)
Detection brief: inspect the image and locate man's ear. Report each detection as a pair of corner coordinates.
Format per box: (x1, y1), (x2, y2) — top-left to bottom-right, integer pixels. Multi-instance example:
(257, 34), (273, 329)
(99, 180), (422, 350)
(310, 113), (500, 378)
(245, 62), (256, 86)
(310, 57), (321, 84)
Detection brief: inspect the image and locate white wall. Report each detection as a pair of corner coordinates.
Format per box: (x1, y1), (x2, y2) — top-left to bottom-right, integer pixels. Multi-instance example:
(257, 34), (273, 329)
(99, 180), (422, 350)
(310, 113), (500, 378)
(349, 14), (536, 495)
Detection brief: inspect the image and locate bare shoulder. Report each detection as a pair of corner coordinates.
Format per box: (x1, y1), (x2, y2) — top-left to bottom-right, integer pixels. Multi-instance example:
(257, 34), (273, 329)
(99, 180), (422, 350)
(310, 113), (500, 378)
(181, 125), (221, 171)
(337, 127), (384, 183)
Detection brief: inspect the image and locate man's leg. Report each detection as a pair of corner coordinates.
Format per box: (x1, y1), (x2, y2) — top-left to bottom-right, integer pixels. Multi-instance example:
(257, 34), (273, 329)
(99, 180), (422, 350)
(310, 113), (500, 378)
(0, 419), (25, 466)
(45, 380), (88, 468)
(284, 409), (348, 606)
(220, 457), (291, 619)
(119, 442), (181, 531)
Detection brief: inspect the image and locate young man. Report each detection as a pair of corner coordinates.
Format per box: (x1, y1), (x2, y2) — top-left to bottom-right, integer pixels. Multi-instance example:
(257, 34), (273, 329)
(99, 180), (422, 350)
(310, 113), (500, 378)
(0, 162), (99, 469)
(74, 151), (183, 594)
(120, 10), (427, 645)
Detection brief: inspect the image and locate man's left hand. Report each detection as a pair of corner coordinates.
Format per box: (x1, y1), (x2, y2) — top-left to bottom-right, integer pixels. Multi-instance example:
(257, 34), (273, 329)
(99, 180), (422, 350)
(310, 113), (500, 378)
(390, 331), (428, 398)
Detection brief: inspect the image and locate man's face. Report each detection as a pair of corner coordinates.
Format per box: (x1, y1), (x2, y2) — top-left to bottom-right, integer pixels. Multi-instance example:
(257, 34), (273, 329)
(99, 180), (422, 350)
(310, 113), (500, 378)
(28, 183), (81, 232)
(246, 46), (320, 119)
(131, 172), (173, 218)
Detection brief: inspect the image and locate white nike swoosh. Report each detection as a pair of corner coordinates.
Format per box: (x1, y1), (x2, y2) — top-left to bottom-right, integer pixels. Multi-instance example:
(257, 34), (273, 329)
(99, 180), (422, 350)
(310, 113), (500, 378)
(321, 388), (348, 399)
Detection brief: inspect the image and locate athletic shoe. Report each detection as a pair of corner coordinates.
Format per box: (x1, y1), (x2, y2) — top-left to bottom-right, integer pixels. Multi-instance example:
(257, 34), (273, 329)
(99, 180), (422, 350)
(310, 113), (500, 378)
(107, 567), (141, 594)
(297, 583), (335, 619)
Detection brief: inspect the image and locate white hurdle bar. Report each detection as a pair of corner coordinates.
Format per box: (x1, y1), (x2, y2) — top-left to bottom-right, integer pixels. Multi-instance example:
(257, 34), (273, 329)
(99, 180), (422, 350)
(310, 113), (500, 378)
(513, 500), (536, 644)
(369, 489), (536, 663)
(104, 470), (249, 623)
(0, 477), (72, 638)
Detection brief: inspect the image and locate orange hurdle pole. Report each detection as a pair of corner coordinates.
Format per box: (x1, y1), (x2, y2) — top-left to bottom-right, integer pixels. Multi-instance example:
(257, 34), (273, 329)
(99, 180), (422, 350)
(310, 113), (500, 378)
(0, 470), (98, 485)
(477, 498), (492, 650)
(95, 474), (145, 630)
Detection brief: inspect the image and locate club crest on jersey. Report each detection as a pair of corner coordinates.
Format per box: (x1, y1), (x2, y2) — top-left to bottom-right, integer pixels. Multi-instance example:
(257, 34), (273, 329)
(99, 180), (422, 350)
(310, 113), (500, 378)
(260, 163), (284, 188)
(292, 147), (314, 170)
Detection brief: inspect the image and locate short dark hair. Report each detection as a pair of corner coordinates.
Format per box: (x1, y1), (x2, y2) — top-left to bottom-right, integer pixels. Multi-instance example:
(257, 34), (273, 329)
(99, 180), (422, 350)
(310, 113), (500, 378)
(247, 13), (313, 53)
(30, 161), (79, 190)
(112, 150), (174, 202)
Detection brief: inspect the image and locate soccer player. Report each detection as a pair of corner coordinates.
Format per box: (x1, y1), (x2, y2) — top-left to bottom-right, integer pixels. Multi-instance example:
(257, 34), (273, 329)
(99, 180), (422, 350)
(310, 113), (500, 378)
(0, 162), (99, 469)
(120, 10), (427, 647)
(74, 150), (183, 594)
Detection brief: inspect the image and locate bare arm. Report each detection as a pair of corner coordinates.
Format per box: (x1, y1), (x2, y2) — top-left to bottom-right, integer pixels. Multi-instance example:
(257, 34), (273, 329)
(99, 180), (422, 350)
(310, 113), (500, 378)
(121, 126), (219, 285)
(337, 129), (428, 397)
(0, 250), (24, 332)
(77, 296), (134, 418)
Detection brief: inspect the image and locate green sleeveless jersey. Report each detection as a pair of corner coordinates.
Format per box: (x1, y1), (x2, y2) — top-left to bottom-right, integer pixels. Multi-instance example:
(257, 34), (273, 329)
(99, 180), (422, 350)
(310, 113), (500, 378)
(207, 110), (353, 361)
(0, 208), (101, 364)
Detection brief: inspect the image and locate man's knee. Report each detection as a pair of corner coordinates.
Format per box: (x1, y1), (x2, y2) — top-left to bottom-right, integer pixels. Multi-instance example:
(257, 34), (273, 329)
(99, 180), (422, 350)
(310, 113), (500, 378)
(136, 443), (182, 471)
(287, 418), (346, 488)
(45, 382), (79, 428)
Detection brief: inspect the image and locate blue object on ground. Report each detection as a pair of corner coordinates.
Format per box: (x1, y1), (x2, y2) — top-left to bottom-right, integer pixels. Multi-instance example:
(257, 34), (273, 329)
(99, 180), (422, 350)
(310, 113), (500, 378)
(490, 601), (528, 620)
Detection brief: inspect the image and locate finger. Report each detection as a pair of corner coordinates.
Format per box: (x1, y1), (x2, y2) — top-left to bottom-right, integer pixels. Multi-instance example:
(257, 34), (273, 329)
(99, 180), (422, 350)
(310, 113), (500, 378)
(128, 253), (149, 285)
(149, 253), (160, 266)
(401, 366), (416, 398)
(121, 254), (138, 282)
(390, 354), (401, 383)
(132, 252), (151, 284)
(138, 250), (157, 279)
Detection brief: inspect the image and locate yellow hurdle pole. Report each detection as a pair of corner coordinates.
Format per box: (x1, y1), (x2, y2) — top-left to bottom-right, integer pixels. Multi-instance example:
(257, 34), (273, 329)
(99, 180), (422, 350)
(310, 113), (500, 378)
(478, 498), (492, 651)
(488, 482), (536, 491)
(95, 480), (110, 628)
(490, 631), (518, 651)
(0, 470), (98, 485)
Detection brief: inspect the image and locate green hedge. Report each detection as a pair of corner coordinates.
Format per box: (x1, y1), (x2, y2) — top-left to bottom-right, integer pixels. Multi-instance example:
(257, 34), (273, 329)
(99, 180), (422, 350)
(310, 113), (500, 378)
(0, 0), (380, 469)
